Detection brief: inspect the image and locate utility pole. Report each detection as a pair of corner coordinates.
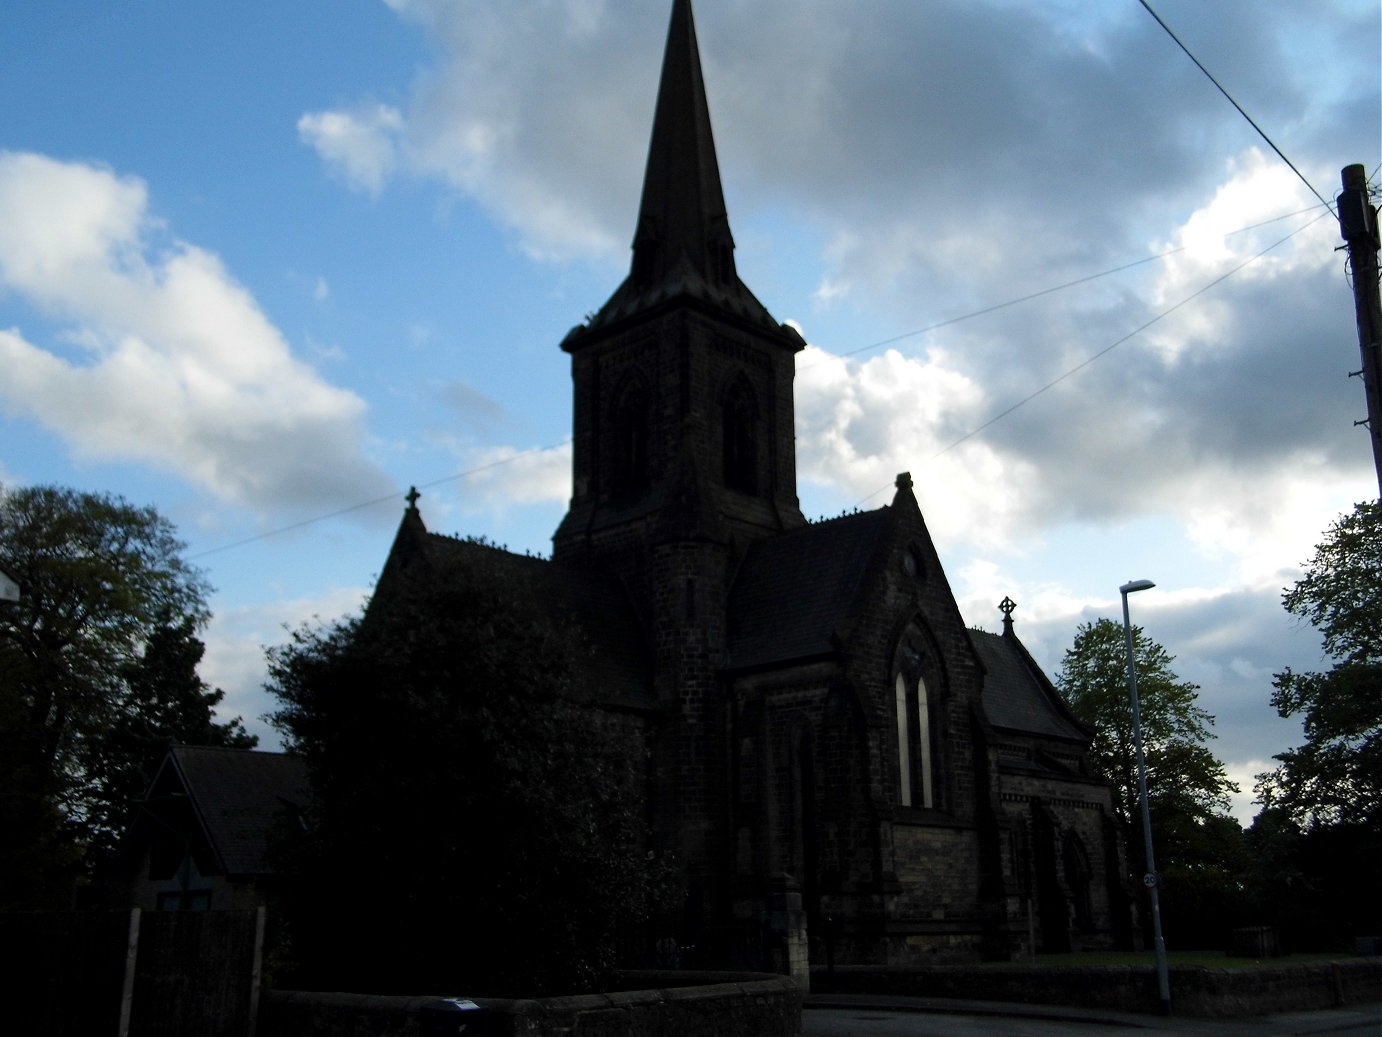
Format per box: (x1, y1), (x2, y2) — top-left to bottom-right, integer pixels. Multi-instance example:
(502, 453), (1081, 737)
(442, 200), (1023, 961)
(1338, 163), (1382, 499)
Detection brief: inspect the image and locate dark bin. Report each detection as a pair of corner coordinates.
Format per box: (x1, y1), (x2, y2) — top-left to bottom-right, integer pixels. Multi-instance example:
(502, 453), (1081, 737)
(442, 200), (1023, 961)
(420, 997), (493, 1036)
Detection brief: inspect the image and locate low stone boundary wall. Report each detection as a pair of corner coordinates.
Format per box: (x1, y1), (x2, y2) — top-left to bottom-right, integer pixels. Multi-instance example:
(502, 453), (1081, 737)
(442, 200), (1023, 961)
(813, 960), (1382, 1018)
(261, 970), (802, 1036)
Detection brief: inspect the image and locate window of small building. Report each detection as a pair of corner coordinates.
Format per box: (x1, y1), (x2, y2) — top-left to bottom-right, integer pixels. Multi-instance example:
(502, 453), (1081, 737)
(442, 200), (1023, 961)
(157, 889), (212, 912)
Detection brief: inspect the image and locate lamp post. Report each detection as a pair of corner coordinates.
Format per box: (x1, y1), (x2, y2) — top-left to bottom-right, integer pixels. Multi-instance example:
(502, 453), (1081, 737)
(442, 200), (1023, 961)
(1120, 578), (1171, 1016)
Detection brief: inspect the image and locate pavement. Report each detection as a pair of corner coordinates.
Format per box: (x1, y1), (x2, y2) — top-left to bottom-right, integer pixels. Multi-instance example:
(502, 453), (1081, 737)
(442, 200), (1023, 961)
(804, 992), (1382, 1034)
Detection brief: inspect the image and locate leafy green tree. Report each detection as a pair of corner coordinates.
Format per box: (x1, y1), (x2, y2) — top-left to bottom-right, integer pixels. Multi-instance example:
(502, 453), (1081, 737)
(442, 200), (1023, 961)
(266, 546), (664, 995)
(1258, 501), (1382, 828)
(1057, 619), (1237, 837)
(1056, 619), (1241, 944)
(0, 484), (252, 907)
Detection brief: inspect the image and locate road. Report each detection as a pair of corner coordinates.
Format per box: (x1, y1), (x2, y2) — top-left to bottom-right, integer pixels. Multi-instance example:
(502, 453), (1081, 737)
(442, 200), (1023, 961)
(804, 1002), (1382, 1036)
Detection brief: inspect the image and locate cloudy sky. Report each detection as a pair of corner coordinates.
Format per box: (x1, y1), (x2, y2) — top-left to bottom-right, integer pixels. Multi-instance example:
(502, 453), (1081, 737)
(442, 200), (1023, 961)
(1, 1), (1377, 823)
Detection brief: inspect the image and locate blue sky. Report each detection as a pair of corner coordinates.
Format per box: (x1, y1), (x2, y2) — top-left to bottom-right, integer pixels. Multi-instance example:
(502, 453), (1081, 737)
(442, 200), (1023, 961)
(1, 0), (1378, 823)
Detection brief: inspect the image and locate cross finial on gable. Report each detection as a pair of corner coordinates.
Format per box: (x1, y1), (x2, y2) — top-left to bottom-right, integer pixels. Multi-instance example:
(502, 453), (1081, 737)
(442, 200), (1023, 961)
(998, 595), (1016, 635)
(405, 486), (421, 511)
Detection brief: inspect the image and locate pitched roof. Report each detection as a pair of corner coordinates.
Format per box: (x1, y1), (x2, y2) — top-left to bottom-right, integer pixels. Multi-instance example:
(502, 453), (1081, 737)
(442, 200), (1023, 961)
(726, 509), (893, 671)
(971, 629), (1090, 743)
(420, 534), (655, 710)
(162, 746), (308, 877)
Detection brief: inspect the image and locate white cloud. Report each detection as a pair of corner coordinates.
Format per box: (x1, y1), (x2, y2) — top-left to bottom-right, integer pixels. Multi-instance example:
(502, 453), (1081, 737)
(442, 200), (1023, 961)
(0, 151), (393, 514)
(1180, 470), (1364, 587)
(456, 441), (572, 509)
(794, 343), (1038, 549)
(1144, 149), (1334, 366)
(297, 104), (404, 197)
(298, 2), (665, 261)
(1224, 759), (1275, 826)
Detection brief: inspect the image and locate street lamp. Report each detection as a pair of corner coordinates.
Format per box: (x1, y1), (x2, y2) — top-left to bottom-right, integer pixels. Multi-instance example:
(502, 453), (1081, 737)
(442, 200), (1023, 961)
(1120, 578), (1171, 1016)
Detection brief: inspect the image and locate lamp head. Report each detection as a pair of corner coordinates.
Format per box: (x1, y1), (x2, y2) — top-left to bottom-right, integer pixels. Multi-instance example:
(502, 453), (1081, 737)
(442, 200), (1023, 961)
(1120, 579), (1155, 596)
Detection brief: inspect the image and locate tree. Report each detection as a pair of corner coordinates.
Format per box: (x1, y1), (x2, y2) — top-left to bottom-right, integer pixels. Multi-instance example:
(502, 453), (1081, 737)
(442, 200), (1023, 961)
(1056, 619), (1242, 945)
(0, 484), (252, 907)
(83, 613), (256, 870)
(266, 546), (664, 995)
(1257, 501), (1382, 828)
(1238, 805), (1382, 951)
(1057, 619), (1237, 837)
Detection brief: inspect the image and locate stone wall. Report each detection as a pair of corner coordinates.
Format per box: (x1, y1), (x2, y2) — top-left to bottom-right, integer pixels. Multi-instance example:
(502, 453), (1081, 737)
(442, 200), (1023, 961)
(813, 960), (1382, 1018)
(260, 971), (802, 1037)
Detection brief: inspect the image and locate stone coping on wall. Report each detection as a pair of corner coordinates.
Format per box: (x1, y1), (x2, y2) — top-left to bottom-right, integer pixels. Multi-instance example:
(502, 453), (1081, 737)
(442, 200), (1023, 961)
(261, 970), (803, 1037)
(812, 960), (1382, 1018)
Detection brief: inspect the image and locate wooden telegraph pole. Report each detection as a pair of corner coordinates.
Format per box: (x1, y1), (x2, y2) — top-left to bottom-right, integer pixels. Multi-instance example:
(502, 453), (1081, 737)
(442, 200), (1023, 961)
(1338, 163), (1382, 499)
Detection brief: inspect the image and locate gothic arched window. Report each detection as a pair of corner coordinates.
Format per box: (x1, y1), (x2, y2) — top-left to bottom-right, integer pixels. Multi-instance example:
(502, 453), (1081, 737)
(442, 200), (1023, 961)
(893, 630), (941, 810)
(722, 376), (758, 494)
(611, 377), (651, 494)
(893, 671), (935, 808)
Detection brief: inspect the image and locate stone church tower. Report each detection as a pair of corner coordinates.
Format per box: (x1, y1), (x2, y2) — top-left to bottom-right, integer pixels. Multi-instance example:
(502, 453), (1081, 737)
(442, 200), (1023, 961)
(375, 0), (1127, 971)
(552, 0), (810, 930)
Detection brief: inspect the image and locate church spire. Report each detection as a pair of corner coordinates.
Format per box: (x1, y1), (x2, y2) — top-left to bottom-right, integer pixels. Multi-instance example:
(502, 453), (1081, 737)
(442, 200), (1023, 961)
(633, 0), (733, 290)
(572, 0), (781, 333)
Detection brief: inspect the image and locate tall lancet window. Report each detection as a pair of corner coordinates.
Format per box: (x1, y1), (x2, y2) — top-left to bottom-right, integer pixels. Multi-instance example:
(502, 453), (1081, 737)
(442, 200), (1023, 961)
(611, 378), (651, 494)
(894, 673), (913, 806)
(894, 639), (937, 809)
(722, 376), (758, 494)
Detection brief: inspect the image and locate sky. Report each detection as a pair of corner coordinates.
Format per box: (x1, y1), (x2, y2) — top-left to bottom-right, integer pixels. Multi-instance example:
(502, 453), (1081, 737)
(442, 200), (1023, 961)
(1, 0), (1378, 825)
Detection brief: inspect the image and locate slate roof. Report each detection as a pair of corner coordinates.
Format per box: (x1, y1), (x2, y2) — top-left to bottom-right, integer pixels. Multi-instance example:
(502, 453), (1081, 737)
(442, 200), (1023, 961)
(422, 534), (655, 711)
(971, 629), (1089, 743)
(726, 509), (893, 671)
(161, 746), (308, 877)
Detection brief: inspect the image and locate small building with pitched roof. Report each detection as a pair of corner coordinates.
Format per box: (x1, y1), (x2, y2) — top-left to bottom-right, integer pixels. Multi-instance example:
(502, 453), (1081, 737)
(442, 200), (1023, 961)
(369, 0), (1126, 967)
(119, 746), (307, 913)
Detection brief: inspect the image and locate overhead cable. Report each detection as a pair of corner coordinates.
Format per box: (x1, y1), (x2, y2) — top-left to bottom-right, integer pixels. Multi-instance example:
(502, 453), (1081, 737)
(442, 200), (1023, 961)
(1136, 0), (1336, 217)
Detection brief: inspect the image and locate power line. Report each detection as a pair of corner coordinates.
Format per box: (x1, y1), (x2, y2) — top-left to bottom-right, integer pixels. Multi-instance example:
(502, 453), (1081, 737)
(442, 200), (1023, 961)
(188, 440), (570, 560)
(1136, 0), (1336, 217)
(933, 211), (1330, 459)
(799, 204), (1324, 370)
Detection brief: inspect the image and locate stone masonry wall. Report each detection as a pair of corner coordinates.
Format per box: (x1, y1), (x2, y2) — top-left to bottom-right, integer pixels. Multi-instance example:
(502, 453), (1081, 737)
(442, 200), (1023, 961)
(997, 766), (1121, 951)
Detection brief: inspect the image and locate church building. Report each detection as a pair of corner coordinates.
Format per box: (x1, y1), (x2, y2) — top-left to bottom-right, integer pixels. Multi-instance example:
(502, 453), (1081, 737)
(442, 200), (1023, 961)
(373, 0), (1126, 969)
